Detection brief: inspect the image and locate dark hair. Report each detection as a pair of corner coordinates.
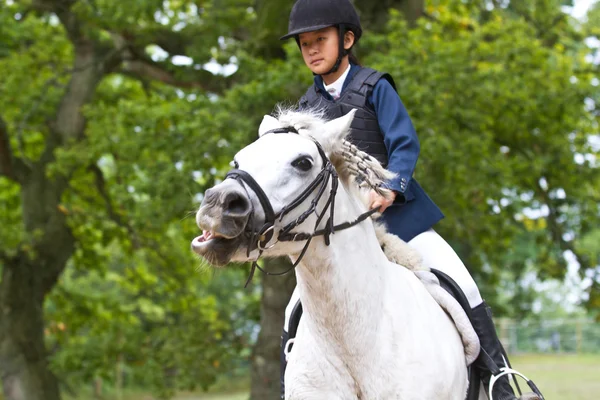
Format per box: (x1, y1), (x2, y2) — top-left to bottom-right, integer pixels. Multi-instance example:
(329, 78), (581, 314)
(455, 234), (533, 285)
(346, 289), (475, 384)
(348, 51), (361, 66)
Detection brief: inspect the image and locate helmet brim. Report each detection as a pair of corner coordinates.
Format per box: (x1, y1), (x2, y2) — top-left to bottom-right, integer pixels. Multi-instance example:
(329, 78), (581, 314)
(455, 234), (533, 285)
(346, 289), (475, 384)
(280, 24), (335, 40)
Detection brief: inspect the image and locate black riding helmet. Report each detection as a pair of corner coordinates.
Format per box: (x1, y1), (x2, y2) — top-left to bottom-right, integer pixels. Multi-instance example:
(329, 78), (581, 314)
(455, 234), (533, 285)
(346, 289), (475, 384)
(280, 0), (362, 75)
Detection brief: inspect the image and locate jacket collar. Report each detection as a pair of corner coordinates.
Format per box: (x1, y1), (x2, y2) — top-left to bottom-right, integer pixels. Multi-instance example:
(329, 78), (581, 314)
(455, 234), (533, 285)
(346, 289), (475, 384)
(314, 63), (361, 100)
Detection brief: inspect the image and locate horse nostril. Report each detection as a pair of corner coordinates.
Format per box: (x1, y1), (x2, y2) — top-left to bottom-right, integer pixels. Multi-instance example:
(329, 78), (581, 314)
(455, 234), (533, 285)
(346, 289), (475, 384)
(223, 191), (250, 215)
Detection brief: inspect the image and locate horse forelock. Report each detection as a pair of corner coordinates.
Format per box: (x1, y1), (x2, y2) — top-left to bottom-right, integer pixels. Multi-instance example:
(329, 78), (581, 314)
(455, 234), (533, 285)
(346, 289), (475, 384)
(273, 106), (330, 139)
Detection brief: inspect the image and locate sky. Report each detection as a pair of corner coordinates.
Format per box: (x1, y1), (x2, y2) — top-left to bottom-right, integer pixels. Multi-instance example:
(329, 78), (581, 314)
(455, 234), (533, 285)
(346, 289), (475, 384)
(571, 0), (597, 19)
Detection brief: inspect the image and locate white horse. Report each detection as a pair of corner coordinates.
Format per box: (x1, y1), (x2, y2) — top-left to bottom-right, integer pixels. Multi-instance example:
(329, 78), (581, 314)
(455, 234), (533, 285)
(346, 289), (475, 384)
(192, 109), (480, 399)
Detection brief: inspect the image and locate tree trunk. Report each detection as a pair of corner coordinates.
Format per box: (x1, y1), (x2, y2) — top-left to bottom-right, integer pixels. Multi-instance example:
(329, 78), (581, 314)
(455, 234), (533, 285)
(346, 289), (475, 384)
(0, 259), (61, 400)
(249, 258), (296, 400)
(0, 4), (104, 394)
(358, 0), (424, 32)
(0, 161), (76, 400)
(398, 0), (424, 27)
(93, 377), (103, 399)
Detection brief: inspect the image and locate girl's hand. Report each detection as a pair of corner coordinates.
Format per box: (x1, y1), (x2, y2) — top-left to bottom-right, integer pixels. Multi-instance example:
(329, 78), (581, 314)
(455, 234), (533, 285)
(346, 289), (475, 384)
(369, 190), (397, 213)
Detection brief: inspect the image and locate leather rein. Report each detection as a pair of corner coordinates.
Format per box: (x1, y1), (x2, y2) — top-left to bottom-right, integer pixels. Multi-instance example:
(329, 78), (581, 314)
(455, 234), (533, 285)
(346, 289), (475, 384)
(224, 127), (379, 287)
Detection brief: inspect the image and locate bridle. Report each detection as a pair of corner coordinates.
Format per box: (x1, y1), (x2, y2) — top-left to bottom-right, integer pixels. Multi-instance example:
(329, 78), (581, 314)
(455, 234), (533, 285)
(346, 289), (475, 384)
(224, 127), (379, 286)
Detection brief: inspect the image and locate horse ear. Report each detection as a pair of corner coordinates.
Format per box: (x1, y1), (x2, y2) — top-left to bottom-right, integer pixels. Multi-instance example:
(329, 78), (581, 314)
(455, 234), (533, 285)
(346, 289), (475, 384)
(258, 115), (280, 137)
(322, 109), (356, 153)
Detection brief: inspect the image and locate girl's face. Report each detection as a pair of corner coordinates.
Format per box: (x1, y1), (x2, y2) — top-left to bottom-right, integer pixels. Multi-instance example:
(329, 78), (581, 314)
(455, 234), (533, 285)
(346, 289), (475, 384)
(298, 27), (354, 77)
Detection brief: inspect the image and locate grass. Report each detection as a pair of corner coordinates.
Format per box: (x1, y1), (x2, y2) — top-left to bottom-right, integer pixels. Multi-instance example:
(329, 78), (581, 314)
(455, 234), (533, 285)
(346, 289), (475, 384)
(510, 353), (600, 400)
(3, 354), (598, 400)
(63, 388), (250, 400)
(173, 393), (248, 400)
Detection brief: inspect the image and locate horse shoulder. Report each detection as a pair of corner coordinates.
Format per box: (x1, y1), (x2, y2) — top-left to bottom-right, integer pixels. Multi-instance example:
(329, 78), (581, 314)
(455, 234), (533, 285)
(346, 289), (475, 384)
(285, 322), (357, 400)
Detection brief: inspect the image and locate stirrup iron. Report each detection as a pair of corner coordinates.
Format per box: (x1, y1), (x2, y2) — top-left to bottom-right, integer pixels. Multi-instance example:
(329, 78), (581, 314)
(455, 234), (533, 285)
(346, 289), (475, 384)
(488, 367), (544, 400)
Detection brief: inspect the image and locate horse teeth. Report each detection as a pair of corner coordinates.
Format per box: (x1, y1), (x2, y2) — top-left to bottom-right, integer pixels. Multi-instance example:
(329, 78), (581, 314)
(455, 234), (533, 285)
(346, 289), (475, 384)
(202, 230), (225, 240)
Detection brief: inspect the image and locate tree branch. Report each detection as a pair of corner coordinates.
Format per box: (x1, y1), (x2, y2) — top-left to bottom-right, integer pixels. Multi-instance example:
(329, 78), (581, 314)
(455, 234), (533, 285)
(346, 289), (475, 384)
(89, 164), (141, 249)
(534, 179), (593, 274)
(29, 1), (107, 147)
(119, 58), (231, 93)
(0, 116), (16, 181)
(17, 75), (65, 157)
(52, 51), (102, 145)
(128, 27), (192, 56)
(398, 0), (424, 27)
(0, 116), (28, 183)
(110, 28), (238, 93)
(0, 248), (11, 264)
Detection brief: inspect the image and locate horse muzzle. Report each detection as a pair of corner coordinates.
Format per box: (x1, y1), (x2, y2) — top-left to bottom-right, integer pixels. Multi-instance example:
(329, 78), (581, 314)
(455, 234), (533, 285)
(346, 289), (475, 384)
(192, 181), (252, 265)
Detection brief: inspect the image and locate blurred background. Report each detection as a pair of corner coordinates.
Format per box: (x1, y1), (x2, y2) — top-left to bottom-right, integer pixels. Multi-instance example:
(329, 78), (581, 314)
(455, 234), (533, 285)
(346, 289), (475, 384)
(0, 0), (598, 399)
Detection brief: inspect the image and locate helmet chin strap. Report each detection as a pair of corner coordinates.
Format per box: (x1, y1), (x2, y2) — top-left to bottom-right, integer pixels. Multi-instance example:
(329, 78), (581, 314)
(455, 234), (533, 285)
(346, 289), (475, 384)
(322, 24), (347, 76)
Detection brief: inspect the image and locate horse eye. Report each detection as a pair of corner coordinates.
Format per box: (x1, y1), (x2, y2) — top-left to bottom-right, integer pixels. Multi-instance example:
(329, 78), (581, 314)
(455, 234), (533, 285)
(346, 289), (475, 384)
(292, 156), (313, 172)
(229, 160), (239, 169)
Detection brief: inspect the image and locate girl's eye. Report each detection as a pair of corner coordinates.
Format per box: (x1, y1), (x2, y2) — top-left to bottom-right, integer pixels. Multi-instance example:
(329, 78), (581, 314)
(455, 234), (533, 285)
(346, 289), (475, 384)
(292, 156), (313, 172)
(317, 37), (325, 42)
(230, 160), (239, 169)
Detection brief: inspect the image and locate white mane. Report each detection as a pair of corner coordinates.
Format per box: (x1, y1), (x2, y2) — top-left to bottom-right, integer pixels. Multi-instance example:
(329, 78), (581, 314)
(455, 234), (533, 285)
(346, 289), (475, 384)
(261, 107), (396, 201)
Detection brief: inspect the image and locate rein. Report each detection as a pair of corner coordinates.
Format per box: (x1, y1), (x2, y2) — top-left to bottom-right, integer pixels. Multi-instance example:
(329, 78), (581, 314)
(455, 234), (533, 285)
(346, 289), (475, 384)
(225, 127), (379, 287)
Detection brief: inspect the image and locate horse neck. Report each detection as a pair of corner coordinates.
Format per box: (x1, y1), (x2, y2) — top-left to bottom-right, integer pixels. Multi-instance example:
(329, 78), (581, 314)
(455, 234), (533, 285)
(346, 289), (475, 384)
(292, 186), (394, 354)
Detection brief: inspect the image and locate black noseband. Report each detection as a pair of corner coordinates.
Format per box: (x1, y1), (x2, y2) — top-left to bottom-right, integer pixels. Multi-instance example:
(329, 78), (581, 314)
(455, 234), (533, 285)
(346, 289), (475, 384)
(226, 168), (276, 249)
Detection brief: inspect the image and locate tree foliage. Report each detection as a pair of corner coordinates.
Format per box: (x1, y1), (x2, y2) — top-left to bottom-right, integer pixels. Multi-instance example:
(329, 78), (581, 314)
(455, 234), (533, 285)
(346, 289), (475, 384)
(362, 0), (599, 312)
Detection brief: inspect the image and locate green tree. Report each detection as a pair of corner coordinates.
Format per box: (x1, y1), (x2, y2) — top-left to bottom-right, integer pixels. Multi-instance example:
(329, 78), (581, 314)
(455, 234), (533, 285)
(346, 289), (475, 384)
(362, 0), (599, 309)
(0, 0), (260, 399)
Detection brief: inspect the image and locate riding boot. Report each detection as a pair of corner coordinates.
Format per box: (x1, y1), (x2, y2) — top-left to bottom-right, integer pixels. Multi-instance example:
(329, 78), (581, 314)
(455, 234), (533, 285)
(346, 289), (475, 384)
(471, 302), (517, 400)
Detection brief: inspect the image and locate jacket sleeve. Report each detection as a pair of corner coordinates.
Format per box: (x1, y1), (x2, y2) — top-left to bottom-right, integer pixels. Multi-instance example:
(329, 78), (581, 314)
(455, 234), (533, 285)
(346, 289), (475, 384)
(369, 79), (420, 203)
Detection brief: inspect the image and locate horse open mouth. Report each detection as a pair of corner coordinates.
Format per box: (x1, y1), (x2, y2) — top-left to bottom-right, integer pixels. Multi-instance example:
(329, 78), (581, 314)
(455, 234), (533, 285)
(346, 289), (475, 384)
(193, 230), (220, 244)
(192, 230), (225, 251)
(191, 230), (244, 266)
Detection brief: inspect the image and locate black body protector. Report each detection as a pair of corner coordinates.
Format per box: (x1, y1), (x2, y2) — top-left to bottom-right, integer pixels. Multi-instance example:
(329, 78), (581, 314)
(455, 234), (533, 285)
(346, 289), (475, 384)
(299, 67), (397, 167)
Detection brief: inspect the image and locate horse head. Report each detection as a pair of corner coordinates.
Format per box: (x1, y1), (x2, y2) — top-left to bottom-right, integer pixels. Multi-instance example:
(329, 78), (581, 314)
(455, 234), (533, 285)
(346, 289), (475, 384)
(192, 108), (394, 267)
(192, 109), (360, 266)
